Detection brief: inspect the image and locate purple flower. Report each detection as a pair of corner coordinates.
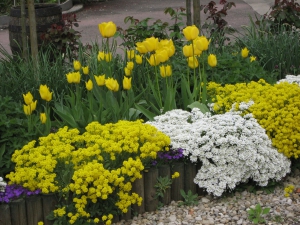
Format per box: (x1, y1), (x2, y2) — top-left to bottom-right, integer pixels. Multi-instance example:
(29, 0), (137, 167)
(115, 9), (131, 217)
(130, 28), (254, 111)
(0, 184), (41, 203)
(152, 148), (185, 166)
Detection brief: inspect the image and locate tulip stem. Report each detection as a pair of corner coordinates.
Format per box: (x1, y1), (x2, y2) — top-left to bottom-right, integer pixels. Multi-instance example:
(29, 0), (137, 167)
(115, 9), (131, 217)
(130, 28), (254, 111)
(154, 64), (163, 110)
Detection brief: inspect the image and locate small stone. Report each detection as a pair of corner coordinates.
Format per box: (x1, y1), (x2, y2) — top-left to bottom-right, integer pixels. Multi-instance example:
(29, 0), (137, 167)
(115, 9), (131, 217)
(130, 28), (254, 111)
(201, 197), (210, 203)
(168, 215), (176, 222)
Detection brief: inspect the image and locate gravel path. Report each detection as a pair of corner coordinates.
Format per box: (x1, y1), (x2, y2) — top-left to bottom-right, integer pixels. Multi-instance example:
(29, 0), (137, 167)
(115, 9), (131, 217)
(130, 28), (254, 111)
(114, 170), (300, 225)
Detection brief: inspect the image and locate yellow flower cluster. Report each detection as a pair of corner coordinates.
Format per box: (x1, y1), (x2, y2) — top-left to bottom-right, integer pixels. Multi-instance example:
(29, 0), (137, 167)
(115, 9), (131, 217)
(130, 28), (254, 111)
(207, 79), (300, 158)
(7, 120), (170, 224)
(171, 172), (180, 179)
(284, 185), (295, 197)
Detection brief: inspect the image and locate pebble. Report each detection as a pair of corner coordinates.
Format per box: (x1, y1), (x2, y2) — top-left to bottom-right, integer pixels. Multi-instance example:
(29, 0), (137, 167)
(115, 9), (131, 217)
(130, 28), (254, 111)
(113, 171), (300, 225)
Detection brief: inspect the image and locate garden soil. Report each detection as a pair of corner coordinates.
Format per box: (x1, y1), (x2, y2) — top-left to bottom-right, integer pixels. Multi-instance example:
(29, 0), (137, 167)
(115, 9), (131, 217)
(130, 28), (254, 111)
(0, 0), (271, 57)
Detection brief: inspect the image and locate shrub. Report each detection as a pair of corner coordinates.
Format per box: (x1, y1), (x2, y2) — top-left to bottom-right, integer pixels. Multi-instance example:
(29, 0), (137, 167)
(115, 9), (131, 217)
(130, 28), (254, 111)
(148, 108), (290, 196)
(6, 120), (170, 224)
(207, 79), (300, 159)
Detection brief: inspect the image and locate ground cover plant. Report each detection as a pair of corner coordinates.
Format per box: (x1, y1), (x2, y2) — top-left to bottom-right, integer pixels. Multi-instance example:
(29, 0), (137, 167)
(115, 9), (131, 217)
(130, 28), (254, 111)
(1, 1), (300, 224)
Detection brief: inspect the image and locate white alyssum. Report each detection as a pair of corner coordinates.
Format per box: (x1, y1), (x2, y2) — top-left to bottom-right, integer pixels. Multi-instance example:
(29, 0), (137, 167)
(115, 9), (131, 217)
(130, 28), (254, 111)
(148, 107), (291, 197)
(0, 177), (7, 192)
(277, 74), (300, 86)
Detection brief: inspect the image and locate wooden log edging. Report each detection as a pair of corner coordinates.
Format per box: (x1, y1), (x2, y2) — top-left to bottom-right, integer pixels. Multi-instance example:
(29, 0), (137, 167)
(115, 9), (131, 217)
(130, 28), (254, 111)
(0, 163), (200, 224)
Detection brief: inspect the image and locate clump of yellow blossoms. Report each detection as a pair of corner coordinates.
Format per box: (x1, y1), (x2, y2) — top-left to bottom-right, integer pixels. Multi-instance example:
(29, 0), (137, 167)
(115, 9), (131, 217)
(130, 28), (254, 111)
(6, 120), (170, 224)
(207, 79), (300, 159)
(284, 185), (295, 197)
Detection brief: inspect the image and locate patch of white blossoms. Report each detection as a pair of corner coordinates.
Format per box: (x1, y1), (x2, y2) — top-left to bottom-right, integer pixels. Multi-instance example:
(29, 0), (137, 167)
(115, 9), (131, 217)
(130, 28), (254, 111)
(0, 177), (7, 192)
(277, 75), (300, 86)
(148, 106), (291, 196)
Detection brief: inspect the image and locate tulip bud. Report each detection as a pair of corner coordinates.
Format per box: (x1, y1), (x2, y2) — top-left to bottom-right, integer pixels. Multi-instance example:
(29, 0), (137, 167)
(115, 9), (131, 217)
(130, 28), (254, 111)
(147, 54), (160, 66)
(183, 44), (194, 57)
(23, 104), (31, 115)
(39, 85), (53, 102)
(73, 60), (81, 71)
(23, 92), (33, 105)
(82, 66), (89, 75)
(135, 55), (143, 64)
(94, 75), (106, 86)
(187, 56), (199, 69)
(208, 54), (217, 67)
(105, 53), (112, 62)
(160, 65), (172, 78)
(124, 67), (132, 76)
(250, 56), (256, 62)
(98, 51), (105, 61)
(123, 76), (132, 90)
(85, 79), (93, 91)
(241, 47), (249, 58)
(98, 21), (117, 38)
(183, 25), (199, 41)
(105, 78), (119, 92)
(40, 113), (47, 124)
(127, 50), (135, 60)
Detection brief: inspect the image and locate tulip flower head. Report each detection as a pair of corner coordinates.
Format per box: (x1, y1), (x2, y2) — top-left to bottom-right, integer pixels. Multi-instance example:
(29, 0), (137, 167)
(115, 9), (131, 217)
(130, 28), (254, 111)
(136, 42), (148, 54)
(98, 51), (105, 61)
(124, 67), (132, 76)
(98, 21), (117, 38)
(105, 78), (119, 92)
(155, 49), (169, 63)
(23, 92), (33, 105)
(73, 60), (81, 71)
(135, 54), (143, 64)
(183, 44), (194, 58)
(123, 76), (132, 90)
(126, 61), (134, 70)
(94, 75), (106, 86)
(208, 54), (217, 67)
(183, 25), (199, 41)
(194, 36), (209, 51)
(250, 56), (256, 62)
(85, 79), (93, 91)
(66, 72), (81, 84)
(127, 50), (135, 60)
(160, 65), (172, 78)
(39, 85), (52, 102)
(143, 37), (159, 52)
(241, 47), (250, 58)
(105, 52), (112, 62)
(23, 104), (31, 115)
(187, 56), (199, 69)
(82, 66), (89, 75)
(40, 113), (47, 124)
(147, 54), (160, 66)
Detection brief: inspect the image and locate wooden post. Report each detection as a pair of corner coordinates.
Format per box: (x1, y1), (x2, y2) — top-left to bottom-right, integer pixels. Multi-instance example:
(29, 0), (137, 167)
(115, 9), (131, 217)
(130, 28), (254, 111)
(10, 199), (27, 225)
(143, 168), (158, 212)
(186, 0), (192, 25)
(20, 0), (28, 60)
(42, 194), (58, 225)
(27, 0), (39, 70)
(193, 0), (201, 30)
(171, 162), (185, 201)
(0, 204), (12, 225)
(26, 196), (43, 225)
(158, 165), (171, 205)
(132, 175), (145, 215)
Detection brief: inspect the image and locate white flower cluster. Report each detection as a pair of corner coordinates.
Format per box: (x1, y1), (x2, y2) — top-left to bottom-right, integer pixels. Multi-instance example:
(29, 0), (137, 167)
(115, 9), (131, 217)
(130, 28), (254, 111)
(277, 75), (300, 86)
(0, 177), (7, 192)
(148, 108), (291, 196)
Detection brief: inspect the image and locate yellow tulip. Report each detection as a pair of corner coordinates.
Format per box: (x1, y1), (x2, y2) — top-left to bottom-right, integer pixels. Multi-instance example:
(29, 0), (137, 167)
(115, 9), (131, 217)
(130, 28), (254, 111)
(250, 56), (256, 62)
(98, 51), (105, 61)
(105, 53), (112, 62)
(160, 65), (172, 78)
(23, 91), (33, 105)
(136, 42), (148, 54)
(82, 66), (89, 75)
(241, 47), (249, 58)
(126, 61), (134, 70)
(156, 49), (169, 63)
(147, 54), (160, 66)
(127, 50), (135, 60)
(94, 75), (106, 86)
(143, 37), (159, 52)
(39, 85), (52, 102)
(124, 67), (132, 76)
(72, 72), (81, 84)
(40, 113), (47, 124)
(85, 79), (93, 91)
(187, 56), (199, 69)
(105, 78), (119, 92)
(194, 36), (209, 51)
(30, 100), (37, 112)
(135, 54), (143, 64)
(23, 104), (31, 115)
(73, 60), (81, 71)
(123, 76), (132, 90)
(183, 44), (194, 57)
(183, 25), (199, 41)
(98, 21), (117, 38)
(208, 54), (217, 67)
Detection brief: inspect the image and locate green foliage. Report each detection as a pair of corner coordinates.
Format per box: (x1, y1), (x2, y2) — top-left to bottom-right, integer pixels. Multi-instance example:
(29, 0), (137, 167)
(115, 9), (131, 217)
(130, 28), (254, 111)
(154, 175), (172, 208)
(247, 204), (270, 224)
(236, 17), (300, 80)
(178, 189), (199, 207)
(0, 96), (37, 178)
(233, 180), (281, 195)
(206, 49), (277, 84)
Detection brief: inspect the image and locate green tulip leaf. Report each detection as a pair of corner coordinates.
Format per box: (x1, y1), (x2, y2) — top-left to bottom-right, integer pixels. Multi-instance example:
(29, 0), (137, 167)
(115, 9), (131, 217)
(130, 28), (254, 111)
(187, 101), (210, 114)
